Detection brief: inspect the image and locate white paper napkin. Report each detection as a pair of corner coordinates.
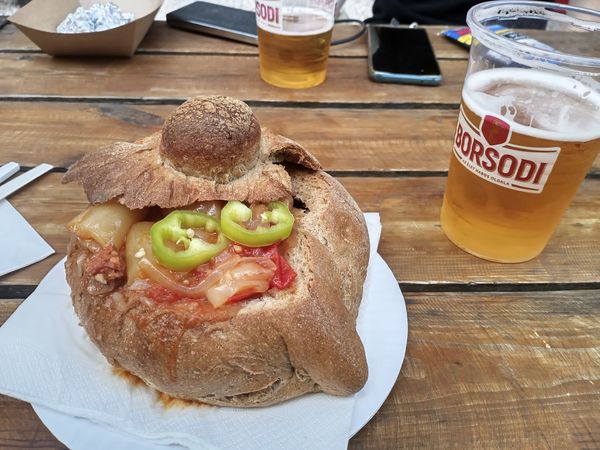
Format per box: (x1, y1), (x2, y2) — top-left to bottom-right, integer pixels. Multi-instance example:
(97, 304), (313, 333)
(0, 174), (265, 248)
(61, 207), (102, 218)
(0, 213), (381, 450)
(0, 200), (54, 277)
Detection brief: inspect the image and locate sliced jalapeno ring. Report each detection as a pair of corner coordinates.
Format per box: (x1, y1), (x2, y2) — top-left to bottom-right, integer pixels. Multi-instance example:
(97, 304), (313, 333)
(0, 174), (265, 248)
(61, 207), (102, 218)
(150, 211), (229, 271)
(220, 201), (294, 247)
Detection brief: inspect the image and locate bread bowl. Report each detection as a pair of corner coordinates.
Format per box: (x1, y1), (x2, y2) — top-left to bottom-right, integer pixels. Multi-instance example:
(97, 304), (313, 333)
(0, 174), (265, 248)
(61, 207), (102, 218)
(62, 96), (369, 407)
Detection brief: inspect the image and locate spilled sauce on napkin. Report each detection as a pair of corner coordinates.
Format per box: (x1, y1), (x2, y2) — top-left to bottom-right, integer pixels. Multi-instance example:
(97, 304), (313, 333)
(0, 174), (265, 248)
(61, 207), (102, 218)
(113, 367), (213, 409)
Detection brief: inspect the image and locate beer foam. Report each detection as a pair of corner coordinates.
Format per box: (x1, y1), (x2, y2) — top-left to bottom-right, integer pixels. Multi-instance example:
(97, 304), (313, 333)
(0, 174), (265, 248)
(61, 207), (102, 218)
(279, 6), (333, 36)
(463, 68), (600, 142)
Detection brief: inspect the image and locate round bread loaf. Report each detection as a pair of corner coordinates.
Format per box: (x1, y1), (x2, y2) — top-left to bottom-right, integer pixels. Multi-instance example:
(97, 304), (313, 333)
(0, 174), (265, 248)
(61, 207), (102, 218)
(63, 96), (369, 407)
(66, 169), (369, 406)
(160, 96), (261, 183)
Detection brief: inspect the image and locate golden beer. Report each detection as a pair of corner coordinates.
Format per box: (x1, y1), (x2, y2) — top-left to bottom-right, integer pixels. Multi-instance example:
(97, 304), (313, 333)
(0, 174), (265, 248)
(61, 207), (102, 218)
(257, 6), (333, 89)
(441, 68), (600, 263)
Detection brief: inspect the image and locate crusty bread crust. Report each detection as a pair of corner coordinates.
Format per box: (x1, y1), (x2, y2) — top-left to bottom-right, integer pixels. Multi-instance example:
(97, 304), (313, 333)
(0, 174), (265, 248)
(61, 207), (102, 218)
(63, 95), (369, 407)
(66, 169), (369, 407)
(160, 97), (262, 183)
(61, 127), (320, 210)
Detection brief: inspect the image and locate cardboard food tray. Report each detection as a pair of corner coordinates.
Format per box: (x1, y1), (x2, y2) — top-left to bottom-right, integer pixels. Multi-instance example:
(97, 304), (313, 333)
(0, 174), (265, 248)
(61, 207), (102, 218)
(9, 0), (163, 56)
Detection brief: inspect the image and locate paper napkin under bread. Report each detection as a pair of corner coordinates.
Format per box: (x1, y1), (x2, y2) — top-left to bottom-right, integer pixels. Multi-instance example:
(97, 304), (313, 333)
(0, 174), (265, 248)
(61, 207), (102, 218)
(0, 213), (382, 450)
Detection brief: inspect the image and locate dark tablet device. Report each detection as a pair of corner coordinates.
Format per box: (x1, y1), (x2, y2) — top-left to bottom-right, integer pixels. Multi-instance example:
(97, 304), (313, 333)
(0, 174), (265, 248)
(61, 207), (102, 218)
(166, 1), (258, 45)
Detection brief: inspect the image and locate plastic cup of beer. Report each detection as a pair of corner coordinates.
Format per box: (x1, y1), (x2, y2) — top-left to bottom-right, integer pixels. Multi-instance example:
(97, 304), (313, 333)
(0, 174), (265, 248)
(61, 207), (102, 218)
(255, 0), (335, 89)
(440, 1), (600, 263)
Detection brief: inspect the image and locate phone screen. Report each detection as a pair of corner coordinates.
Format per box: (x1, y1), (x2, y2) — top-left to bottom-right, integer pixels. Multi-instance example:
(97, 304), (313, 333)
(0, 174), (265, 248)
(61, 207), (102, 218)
(369, 26), (441, 76)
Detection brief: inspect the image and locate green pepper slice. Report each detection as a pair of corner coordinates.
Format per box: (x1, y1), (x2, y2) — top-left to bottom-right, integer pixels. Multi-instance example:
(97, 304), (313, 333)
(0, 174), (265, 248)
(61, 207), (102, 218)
(220, 201), (294, 247)
(150, 211), (229, 271)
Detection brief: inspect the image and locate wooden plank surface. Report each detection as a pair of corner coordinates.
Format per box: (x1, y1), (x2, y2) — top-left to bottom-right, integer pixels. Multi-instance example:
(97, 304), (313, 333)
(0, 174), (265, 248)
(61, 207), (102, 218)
(0, 23), (468, 60)
(1, 20), (599, 450)
(2, 102), (599, 174)
(0, 301), (20, 325)
(0, 102), (459, 172)
(0, 53), (466, 104)
(1, 289), (599, 449)
(0, 397), (66, 450)
(353, 290), (600, 449)
(2, 174), (599, 288)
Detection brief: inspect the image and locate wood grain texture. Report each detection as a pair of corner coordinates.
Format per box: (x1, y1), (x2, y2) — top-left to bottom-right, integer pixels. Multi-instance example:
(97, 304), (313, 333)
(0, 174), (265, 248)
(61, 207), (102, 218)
(1, 174), (598, 287)
(1, 20), (599, 450)
(0, 53), (466, 104)
(0, 102), (457, 171)
(0, 300), (20, 325)
(0, 23), (468, 60)
(345, 177), (600, 286)
(2, 102), (598, 174)
(350, 290), (600, 449)
(0, 397), (66, 450)
(2, 290), (599, 449)
(1, 102), (598, 174)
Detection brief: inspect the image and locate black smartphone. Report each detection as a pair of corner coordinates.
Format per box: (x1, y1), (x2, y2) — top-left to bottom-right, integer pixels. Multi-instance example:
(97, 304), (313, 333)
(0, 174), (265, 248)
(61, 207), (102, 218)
(166, 1), (257, 45)
(367, 25), (442, 85)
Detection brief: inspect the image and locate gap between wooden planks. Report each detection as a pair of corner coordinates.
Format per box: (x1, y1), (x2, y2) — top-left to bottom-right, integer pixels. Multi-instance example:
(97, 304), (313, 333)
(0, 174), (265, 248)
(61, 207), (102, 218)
(0, 102), (458, 172)
(0, 174), (598, 288)
(1, 102), (598, 174)
(0, 23), (468, 60)
(0, 53), (466, 105)
(1, 290), (600, 449)
(351, 290), (600, 450)
(0, 395), (67, 449)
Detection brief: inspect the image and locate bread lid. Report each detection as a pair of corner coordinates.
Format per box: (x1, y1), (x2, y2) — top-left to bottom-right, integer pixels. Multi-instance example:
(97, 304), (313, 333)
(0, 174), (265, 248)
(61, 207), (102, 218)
(62, 96), (321, 209)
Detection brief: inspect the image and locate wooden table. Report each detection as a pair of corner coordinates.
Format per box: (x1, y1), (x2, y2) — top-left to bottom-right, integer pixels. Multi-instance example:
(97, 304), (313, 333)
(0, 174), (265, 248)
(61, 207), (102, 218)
(1, 22), (599, 449)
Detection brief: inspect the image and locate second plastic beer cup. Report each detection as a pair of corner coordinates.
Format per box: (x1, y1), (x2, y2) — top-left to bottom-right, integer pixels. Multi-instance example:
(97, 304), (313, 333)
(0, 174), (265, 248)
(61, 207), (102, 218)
(440, 1), (600, 263)
(255, 0), (335, 89)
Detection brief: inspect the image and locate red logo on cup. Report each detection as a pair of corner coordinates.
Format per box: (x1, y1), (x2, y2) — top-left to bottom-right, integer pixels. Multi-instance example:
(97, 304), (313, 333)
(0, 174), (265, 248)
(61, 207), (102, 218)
(453, 106), (561, 194)
(481, 115), (511, 146)
(256, 0), (283, 31)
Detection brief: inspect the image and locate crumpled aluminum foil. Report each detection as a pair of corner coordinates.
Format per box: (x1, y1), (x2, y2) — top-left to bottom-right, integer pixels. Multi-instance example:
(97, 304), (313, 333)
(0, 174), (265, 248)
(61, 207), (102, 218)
(0, 0), (19, 17)
(56, 2), (134, 33)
